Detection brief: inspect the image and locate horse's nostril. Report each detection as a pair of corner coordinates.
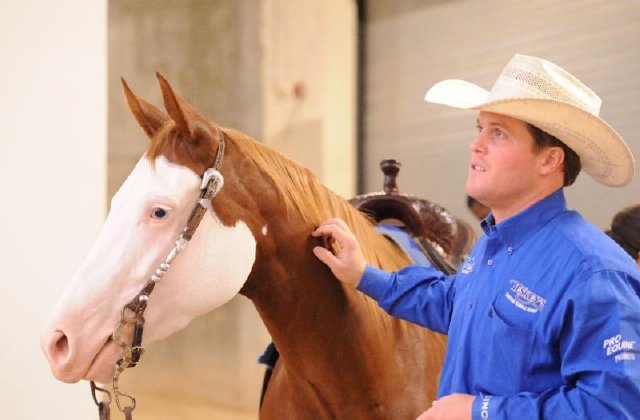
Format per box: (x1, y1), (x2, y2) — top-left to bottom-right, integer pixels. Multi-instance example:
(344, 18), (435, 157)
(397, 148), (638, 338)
(51, 330), (70, 361)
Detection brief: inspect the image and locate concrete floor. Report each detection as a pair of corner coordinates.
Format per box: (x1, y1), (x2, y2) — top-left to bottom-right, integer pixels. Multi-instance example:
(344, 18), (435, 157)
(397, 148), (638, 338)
(126, 392), (258, 420)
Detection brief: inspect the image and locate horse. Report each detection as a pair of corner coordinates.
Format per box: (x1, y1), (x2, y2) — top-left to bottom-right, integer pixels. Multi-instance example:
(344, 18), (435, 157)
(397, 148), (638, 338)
(41, 73), (448, 419)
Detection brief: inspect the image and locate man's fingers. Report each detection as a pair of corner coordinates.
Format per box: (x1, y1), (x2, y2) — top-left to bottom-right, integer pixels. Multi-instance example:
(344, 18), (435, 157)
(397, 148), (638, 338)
(328, 226), (355, 247)
(311, 221), (354, 260)
(313, 246), (337, 266)
(311, 224), (331, 237)
(313, 223), (355, 248)
(311, 219), (366, 287)
(311, 223), (341, 238)
(312, 218), (353, 236)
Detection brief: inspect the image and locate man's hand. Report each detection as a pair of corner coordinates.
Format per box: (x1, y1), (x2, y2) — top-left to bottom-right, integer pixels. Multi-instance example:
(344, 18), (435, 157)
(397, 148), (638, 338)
(311, 218), (366, 287)
(416, 394), (473, 420)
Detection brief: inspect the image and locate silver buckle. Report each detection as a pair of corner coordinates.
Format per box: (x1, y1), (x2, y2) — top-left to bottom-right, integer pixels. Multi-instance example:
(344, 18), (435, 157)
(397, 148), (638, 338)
(200, 168), (224, 193)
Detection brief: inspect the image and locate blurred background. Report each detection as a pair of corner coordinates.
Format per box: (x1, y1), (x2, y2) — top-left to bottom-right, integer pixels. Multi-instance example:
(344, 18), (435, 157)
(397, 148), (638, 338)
(2, 0), (638, 418)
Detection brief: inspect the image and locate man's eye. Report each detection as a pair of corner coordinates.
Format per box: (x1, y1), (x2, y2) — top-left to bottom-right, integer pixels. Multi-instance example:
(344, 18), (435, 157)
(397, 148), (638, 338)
(151, 207), (169, 219)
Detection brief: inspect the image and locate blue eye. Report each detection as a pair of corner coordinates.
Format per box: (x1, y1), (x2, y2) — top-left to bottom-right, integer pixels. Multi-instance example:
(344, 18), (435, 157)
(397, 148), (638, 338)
(151, 207), (169, 220)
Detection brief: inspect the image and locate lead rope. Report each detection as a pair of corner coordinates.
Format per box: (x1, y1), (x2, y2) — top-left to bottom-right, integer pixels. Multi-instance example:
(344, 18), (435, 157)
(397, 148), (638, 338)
(90, 132), (225, 419)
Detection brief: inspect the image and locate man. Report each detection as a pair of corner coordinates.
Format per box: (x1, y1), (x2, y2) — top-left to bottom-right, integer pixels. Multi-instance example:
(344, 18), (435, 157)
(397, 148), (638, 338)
(607, 204), (640, 268)
(312, 55), (640, 419)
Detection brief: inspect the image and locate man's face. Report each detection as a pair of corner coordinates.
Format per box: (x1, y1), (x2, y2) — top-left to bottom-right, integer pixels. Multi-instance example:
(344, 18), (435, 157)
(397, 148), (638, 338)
(465, 111), (547, 220)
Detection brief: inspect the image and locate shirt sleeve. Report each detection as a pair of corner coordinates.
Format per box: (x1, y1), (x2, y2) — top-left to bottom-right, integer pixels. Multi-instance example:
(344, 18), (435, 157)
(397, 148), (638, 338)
(471, 269), (640, 419)
(356, 264), (456, 334)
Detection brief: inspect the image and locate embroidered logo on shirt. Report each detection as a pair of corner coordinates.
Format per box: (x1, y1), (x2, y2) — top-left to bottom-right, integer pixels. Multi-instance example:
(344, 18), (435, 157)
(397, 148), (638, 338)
(505, 279), (547, 313)
(461, 256), (476, 274)
(603, 334), (637, 363)
(479, 394), (492, 419)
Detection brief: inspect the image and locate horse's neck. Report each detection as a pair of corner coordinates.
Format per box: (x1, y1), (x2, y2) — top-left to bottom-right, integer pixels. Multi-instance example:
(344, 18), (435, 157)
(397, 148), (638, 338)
(244, 229), (412, 388)
(246, 240), (380, 358)
(240, 213), (446, 416)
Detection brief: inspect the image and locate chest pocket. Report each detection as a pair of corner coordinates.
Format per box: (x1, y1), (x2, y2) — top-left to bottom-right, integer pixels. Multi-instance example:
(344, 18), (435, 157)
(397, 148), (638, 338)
(491, 287), (542, 330)
(476, 292), (542, 394)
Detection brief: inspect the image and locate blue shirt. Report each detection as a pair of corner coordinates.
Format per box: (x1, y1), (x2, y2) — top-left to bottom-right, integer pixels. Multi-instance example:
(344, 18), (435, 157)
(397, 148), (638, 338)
(358, 189), (640, 419)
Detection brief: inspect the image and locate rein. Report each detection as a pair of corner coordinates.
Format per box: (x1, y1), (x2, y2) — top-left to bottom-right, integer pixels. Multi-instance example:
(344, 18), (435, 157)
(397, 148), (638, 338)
(90, 131), (226, 420)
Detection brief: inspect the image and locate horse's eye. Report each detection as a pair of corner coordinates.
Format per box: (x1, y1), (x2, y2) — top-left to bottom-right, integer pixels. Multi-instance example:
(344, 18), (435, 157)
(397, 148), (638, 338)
(151, 207), (169, 220)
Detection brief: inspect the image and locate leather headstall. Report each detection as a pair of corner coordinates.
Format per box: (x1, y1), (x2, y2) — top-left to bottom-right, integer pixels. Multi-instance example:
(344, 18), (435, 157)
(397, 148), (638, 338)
(90, 130), (226, 420)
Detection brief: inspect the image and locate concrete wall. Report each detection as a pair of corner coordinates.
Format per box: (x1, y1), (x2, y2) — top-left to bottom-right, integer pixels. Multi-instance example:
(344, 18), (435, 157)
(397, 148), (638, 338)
(0, 0), (106, 418)
(262, 0), (357, 197)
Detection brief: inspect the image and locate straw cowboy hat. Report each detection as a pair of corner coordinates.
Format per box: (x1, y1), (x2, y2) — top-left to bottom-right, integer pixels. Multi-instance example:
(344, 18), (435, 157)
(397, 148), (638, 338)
(425, 54), (635, 187)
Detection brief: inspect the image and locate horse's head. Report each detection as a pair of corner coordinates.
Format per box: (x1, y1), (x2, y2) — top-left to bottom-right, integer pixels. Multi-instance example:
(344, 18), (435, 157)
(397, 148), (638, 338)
(41, 74), (258, 384)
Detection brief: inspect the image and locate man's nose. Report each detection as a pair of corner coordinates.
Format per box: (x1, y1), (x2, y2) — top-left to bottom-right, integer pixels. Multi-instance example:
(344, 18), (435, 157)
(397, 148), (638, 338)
(470, 134), (486, 153)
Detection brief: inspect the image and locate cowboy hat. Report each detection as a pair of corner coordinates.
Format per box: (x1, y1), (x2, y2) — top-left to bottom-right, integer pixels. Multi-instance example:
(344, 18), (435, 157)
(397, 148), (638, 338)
(424, 54), (635, 187)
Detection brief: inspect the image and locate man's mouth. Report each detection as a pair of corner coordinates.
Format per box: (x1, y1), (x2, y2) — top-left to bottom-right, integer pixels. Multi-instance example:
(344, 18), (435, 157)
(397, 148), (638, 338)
(472, 164), (486, 172)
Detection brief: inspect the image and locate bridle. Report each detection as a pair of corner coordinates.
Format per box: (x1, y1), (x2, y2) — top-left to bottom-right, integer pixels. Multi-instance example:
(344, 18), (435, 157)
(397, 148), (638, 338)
(90, 131), (226, 420)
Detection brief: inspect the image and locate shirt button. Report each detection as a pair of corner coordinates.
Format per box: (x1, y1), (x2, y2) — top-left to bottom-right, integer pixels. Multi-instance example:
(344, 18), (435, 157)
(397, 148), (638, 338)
(487, 259), (494, 266)
(507, 246), (514, 253)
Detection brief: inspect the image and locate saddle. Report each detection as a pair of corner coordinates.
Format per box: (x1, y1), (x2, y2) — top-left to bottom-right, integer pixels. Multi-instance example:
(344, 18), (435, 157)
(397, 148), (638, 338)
(349, 159), (460, 274)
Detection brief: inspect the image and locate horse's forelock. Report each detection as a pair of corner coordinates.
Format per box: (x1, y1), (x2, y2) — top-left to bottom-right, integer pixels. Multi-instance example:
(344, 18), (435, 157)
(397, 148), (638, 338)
(223, 128), (411, 271)
(146, 121), (217, 173)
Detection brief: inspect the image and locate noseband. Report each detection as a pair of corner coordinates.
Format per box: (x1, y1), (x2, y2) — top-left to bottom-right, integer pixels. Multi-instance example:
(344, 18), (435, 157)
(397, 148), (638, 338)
(90, 131), (226, 420)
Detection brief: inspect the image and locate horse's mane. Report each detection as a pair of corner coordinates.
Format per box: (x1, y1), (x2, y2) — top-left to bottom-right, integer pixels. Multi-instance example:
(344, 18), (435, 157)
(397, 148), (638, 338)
(221, 127), (412, 272)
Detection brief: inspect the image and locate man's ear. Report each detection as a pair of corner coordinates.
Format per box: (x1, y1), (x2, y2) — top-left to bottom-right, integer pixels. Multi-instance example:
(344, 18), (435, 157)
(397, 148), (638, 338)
(539, 146), (565, 176)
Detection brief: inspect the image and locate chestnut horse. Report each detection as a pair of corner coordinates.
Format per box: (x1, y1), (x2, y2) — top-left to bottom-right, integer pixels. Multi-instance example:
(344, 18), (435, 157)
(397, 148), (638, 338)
(41, 74), (447, 419)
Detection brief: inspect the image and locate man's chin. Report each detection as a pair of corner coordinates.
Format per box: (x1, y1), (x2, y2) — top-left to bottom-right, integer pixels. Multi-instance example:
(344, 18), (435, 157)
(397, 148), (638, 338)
(465, 184), (487, 203)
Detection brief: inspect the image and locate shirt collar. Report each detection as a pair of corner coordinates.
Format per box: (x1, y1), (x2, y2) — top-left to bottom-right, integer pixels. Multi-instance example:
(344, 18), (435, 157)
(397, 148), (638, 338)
(480, 189), (567, 251)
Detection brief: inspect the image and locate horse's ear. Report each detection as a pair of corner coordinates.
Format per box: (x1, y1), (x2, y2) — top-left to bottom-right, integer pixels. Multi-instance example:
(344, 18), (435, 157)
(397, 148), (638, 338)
(121, 77), (170, 138)
(156, 72), (209, 142)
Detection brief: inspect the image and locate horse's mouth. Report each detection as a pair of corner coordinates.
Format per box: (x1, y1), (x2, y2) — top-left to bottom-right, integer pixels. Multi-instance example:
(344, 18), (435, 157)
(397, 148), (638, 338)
(84, 336), (122, 384)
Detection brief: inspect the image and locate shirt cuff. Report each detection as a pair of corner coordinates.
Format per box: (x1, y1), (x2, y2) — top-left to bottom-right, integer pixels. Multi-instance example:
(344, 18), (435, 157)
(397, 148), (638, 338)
(356, 265), (392, 301)
(472, 394), (503, 420)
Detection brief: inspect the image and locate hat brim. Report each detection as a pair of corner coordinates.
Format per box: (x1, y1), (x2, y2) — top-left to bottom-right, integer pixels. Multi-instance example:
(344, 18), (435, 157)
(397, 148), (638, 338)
(425, 80), (635, 187)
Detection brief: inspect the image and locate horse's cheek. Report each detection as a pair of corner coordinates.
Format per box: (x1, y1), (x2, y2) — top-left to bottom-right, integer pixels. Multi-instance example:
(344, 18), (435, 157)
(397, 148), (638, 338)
(187, 213), (257, 309)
